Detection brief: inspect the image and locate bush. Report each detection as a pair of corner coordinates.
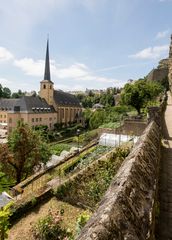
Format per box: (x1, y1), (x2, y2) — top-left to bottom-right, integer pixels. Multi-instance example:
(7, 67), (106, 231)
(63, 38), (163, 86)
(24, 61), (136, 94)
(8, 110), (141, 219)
(31, 208), (73, 240)
(76, 212), (90, 236)
(50, 144), (71, 156)
(0, 202), (13, 240)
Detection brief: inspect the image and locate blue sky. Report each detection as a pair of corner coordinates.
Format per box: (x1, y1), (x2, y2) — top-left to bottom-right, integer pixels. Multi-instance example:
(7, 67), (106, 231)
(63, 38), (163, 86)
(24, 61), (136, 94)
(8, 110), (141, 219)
(0, 0), (171, 93)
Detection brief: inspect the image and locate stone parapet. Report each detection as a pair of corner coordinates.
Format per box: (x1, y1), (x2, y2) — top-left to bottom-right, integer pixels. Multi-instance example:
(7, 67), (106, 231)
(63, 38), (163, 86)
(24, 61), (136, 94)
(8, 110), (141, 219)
(77, 120), (161, 240)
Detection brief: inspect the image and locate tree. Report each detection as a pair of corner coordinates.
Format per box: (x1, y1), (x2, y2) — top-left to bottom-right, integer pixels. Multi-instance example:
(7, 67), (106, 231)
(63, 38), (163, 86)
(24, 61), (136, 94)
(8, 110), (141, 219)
(89, 110), (106, 129)
(0, 84), (3, 97)
(11, 89), (25, 98)
(2, 87), (11, 98)
(120, 79), (163, 114)
(0, 122), (51, 183)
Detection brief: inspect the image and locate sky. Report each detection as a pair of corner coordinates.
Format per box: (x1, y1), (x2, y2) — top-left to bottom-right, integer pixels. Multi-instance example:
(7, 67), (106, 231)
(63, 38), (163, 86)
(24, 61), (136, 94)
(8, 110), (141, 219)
(0, 0), (172, 93)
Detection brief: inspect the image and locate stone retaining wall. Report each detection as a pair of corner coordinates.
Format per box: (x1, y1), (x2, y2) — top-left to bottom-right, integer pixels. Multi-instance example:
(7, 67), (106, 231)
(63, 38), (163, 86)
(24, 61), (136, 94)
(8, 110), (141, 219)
(11, 140), (97, 195)
(99, 119), (147, 137)
(77, 120), (161, 240)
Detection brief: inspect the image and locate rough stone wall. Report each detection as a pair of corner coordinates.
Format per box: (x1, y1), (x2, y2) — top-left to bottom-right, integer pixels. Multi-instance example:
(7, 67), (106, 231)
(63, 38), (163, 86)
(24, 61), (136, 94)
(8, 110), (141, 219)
(147, 68), (168, 82)
(77, 121), (161, 240)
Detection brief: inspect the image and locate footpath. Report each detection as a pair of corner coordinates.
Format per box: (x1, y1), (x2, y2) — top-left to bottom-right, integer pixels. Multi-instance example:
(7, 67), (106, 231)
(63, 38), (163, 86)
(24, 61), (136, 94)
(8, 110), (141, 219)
(157, 92), (172, 239)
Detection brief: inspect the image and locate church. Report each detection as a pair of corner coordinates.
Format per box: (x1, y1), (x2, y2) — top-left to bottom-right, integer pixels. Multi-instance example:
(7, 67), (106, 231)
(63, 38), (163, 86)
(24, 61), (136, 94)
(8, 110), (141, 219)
(0, 41), (82, 133)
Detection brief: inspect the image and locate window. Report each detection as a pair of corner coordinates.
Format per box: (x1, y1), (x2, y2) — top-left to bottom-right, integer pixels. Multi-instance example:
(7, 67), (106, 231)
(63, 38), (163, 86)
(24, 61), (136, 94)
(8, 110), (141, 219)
(40, 118), (42, 122)
(4, 115), (6, 118)
(32, 118), (34, 122)
(61, 109), (64, 118)
(36, 118), (38, 122)
(49, 117), (52, 121)
(9, 118), (12, 123)
(43, 84), (46, 89)
(50, 85), (52, 89)
(21, 118), (24, 122)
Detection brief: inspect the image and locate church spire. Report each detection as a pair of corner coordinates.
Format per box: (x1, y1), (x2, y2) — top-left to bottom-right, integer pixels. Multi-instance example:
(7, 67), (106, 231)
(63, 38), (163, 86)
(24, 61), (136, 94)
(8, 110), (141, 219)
(44, 39), (51, 81)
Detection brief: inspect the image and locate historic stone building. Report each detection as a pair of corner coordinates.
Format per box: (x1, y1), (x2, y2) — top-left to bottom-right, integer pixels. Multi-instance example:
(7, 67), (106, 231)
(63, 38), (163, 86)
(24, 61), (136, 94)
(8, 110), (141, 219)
(0, 40), (82, 133)
(147, 35), (172, 91)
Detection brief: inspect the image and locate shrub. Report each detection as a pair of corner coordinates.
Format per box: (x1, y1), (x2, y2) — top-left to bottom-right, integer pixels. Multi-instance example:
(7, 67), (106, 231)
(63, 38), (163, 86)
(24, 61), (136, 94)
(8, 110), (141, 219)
(0, 202), (13, 240)
(75, 212), (90, 236)
(31, 208), (73, 240)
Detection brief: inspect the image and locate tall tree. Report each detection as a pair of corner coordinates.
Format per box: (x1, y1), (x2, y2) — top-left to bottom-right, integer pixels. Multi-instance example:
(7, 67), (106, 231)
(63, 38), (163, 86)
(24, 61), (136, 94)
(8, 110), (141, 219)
(120, 79), (163, 114)
(0, 122), (51, 183)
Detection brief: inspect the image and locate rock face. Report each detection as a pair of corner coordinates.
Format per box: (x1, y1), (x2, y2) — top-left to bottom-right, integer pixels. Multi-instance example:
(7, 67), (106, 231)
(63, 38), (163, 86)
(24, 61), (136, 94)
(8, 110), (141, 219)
(77, 121), (161, 240)
(147, 35), (172, 89)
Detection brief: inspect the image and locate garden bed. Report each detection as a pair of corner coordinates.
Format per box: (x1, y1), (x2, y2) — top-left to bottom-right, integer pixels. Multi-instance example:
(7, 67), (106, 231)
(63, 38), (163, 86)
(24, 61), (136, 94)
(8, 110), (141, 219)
(54, 146), (131, 210)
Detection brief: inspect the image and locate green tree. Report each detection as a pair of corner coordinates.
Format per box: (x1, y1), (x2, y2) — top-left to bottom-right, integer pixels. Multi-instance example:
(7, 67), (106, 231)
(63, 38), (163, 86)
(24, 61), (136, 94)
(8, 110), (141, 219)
(120, 79), (163, 114)
(83, 109), (92, 128)
(2, 87), (11, 98)
(0, 122), (51, 183)
(11, 89), (25, 98)
(0, 84), (3, 97)
(89, 110), (105, 129)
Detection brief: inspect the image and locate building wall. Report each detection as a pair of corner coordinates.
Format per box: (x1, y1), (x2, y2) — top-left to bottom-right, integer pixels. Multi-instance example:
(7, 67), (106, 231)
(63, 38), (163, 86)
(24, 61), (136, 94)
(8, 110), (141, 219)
(39, 81), (54, 105)
(55, 106), (82, 125)
(7, 112), (57, 133)
(0, 111), (8, 124)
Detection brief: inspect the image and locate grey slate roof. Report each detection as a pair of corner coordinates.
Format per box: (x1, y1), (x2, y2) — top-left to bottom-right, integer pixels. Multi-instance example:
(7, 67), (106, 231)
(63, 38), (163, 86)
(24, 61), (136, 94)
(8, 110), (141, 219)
(53, 90), (81, 107)
(0, 96), (55, 113)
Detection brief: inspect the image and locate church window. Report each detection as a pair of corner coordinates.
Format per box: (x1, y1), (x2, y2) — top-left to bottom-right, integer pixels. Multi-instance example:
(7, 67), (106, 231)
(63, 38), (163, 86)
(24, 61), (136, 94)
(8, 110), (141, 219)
(61, 109), (64, 118)
(43, 84), (46, 89)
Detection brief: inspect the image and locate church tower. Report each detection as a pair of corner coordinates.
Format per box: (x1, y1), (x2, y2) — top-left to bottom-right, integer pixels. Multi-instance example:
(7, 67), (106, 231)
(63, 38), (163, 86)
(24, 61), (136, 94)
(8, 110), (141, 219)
(39, 39), (54, 105)
(168, 34), (172, 92)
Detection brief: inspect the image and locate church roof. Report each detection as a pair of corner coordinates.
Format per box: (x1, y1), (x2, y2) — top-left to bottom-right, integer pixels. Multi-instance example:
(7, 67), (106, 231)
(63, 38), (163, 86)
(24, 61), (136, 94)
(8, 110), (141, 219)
(0, 96), (55, 113)
(54, 90), (81, 107)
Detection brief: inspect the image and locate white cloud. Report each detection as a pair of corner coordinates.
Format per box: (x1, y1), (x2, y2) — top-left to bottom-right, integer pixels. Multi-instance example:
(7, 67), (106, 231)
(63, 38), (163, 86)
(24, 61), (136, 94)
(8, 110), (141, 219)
(156, 30), (170, 39)
(14, 58), (44, 77)
(13, 57), (120, 85)
(0, 47), (14, 62)
(129, 45), (169, 59)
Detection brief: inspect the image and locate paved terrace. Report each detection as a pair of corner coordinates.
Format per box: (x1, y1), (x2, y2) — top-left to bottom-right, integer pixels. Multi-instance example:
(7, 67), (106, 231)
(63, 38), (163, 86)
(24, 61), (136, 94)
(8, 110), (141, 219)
(157, 92), (172, 239)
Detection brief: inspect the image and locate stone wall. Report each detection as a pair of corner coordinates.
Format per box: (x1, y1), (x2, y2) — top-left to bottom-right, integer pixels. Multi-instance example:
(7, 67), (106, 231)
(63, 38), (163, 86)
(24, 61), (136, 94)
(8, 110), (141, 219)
(147, 68), (168, 82)
(99, 118), (147, 137)
(77, 120), (161, 240)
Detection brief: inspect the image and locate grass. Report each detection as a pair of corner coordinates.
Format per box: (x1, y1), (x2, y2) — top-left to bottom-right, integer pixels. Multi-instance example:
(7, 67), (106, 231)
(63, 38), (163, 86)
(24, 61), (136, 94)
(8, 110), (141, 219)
(99, 122), (121, 129)
(8, 197), (91, 240)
